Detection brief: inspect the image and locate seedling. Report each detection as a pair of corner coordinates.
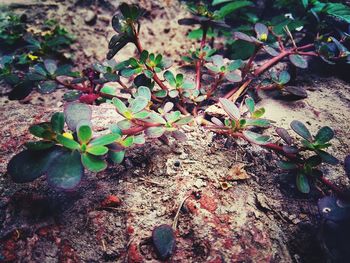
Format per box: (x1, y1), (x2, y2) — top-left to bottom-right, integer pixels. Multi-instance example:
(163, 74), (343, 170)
(7, 103), (120, 189)
(276, 121), (338, 193)
(208, 97), (272, 145)
(260, 70), (307, 98)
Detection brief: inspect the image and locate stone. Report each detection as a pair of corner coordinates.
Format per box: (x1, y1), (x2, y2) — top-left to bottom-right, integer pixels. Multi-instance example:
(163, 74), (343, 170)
(84, 10), (97, 25)
(152, 225), (176, 261)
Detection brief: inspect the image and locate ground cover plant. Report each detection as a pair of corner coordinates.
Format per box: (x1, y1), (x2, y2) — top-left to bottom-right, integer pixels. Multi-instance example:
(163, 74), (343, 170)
(2, 1), (350, 261)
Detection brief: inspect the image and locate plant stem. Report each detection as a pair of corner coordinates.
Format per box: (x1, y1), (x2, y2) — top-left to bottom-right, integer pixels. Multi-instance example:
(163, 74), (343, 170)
(195, 26), (208, 91)
(122, 126), (146, 135)
(206, 73), (223, 98)
(242, 45), (261, 78)
(133, 29), (169, 91)
(176, 102), (190, 115)
(253, 51), (291, 76)
(319, 176), (346, 197)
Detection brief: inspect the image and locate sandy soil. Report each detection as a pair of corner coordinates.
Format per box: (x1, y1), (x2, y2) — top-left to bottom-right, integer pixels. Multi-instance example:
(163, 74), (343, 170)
(1, 0), (350, 262)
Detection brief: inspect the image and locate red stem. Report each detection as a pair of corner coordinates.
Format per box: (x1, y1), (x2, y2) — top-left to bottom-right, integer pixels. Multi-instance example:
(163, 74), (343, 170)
(253, 51), (291, 76)
(133, 29), (168, 91)
(195, 26), (208, 90)
(206, 74), (223, 98)
(122, 126), (146, 135)
(242, 45), (261, 78)
(319, 176), (345, 197)
(175, 102), (190, 115)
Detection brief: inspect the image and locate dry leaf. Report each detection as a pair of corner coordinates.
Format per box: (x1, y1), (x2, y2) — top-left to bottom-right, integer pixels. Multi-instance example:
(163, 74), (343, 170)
(220, 181), (233, 190)
(226, 164), (249, 181)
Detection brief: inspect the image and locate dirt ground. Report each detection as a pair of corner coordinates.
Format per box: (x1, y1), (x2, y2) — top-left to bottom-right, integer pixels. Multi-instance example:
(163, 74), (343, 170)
(1, 0), (350, 262)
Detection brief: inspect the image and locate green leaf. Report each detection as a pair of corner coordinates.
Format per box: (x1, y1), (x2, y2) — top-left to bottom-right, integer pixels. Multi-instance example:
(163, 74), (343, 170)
(25, 141), (55, 151)
(219, 98), (240, 120)
(64, 103), (92, 131)
(277, 160), (298, 170)
(175, 116), (193, 125)
(140, 50), (149, 62)
(112, 98), (128, 115)
(120, 68), (136, 77)
(305, 155), (322, 167)
(63, 90), (82, 101)
(278, 71), (290, 85)
(129, 58), (139, 67)
(276, 128), (293, 145)
(245, 119), (270, 127)
(109, 151), (125, 164)
(109, 124), (123, 135)
(155, 54), (163, 65)
(164, 71), (176, 87)
(254, 23), (268, 40)
(252, 108), (265, 118)
(227, 60), (243, 71)
(55, 64), (73, 76)
(86, 145), (108, 156)
(296, 173), (310, 194)
(144, 69), (153, 79)
(165, 111), (181, 124)
(243, 131), (271, 145)
(133, 111), (150, 119)
(169, 90), (179, 98)
(29, 123), (52, 139)
(137, 86), (151, 101)
(218, 1), (253, 18)
(225, 71), (242, 82)
(301, 139), (315, 150)
(245, 97), (255, 113)
(77, 125), (92, 144)
(145, 127), (165, 138)
(57, 134), (81, 150)
(117, 119), (131, 130)
(134, 134), (146, 145)
(315, 126), (334, 144)
(38, 80), (57, 94)
(47, 150), (83, 190)
(176, 74), (184, 85)
(51, 112), (64, 134)
(33, 64), (48, 76)
(188, 28), (204, 39)
(155, 90), (167, 98)
(290, 120), (312, 141)
(289, 54), (308, 69)
(26, 73), (47, 81)
(81, 153), (107, 172)
(121, 136), (134, 147)
(44, 59), (57, 75)
(316, 150), (339, 165)
(212, 0), (232, 6)
(301, 0), (308, 9)
(7, 147), (63, 183)
(130, 96), (148, 114)
(89, 133), (120, 146)
(100, 85), (117, 96)
(324, 3), (350, 23)
(149, 112), (167, 124)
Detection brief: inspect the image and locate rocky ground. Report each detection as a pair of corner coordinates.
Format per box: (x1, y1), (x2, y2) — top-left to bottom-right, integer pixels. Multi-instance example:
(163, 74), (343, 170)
(0, 0), (350, 262)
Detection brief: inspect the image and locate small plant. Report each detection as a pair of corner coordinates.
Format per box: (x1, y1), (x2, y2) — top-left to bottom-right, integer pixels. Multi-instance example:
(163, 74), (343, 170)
(0, 12), (75, 100)
(5, 2), (347, 199)
(276, 120), (338, 193)
(207, 97), (271, 145)
(7, 103), (119, 189)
